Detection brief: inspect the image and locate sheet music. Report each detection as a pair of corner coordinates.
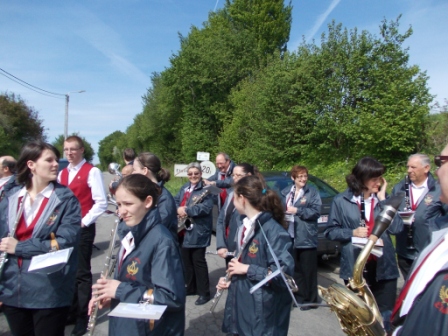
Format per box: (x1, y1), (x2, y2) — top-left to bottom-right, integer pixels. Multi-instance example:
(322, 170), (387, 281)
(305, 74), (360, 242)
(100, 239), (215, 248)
(28, 247), (73, 272)
(108, 303), (167, 320)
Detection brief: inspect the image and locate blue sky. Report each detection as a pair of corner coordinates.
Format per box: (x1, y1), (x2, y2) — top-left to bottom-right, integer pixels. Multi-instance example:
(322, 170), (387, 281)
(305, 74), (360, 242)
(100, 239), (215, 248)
(1, 0), (447, 163)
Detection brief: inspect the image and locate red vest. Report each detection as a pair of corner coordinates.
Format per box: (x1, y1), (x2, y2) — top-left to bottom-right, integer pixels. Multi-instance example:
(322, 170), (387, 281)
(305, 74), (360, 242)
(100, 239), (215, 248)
(16, 196), (50, 267)
(60, 162), (94, 217)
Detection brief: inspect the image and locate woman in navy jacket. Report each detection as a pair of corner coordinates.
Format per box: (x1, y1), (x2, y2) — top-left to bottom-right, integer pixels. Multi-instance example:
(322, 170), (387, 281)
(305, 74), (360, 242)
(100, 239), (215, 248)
(132, 152), (178, 240)
(174, 162), (214, 306)
(216, 163), (259, 264)
(0, 141), (81, 336)
(89, 174), (185, 336)
(281, 165), (321, 310)
(217, 175), (294, 336)
(325, 156), (400, 332)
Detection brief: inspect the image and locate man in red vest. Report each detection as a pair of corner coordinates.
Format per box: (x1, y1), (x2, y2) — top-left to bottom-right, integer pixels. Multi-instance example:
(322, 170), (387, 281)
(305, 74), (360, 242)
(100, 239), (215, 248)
(391, 143), (448, 335)
(58, 135), (107, 336)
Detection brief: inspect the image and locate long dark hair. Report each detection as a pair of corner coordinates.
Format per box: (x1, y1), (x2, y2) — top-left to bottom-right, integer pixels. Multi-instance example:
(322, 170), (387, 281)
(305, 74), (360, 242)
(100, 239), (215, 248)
(346, 156), (385, 196)
(16, 141), (60, 189)
(235, 162), (262, 179)
(136, 152), (170, 183)
(116, 174), (160, 205)
(233, 175), (286, 229)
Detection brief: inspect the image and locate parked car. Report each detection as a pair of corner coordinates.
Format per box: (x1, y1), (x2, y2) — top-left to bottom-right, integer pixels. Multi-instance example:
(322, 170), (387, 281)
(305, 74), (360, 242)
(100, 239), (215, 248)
(58, 158), (69, 172)
(212, 172), (340, 260)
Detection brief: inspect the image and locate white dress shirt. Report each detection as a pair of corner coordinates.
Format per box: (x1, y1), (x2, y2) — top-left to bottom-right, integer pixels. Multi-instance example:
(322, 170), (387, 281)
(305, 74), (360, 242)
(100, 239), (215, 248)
(18, 183), (54, 227)
(410, 178), (428, 208)
(57, 159), (107, 227)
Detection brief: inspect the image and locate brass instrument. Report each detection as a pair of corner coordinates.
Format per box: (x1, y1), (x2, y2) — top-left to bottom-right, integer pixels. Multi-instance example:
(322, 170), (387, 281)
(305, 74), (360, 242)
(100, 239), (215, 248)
(87, 203), (120, 335)
(177, 185), (221, 233)
(0, 194), (27, 279)
(318, 195), (402, 336)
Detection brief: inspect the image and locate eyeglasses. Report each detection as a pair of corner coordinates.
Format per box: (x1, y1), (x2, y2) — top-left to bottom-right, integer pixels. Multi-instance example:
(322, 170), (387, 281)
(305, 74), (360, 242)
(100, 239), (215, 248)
(63, 148), (80, 153)
(434, 155), (448, 168)
(187, 172), (200, 176)
(231, 173), (246, 178)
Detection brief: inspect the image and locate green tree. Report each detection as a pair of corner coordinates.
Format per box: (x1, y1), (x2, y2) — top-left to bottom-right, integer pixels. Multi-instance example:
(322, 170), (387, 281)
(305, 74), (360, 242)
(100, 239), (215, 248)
(220, 17), (433, 167)
(423, 100), (448, 154)
(52, 133), (95, 163)
(97, 130), (125, 170)
(0, 92), (46, 156)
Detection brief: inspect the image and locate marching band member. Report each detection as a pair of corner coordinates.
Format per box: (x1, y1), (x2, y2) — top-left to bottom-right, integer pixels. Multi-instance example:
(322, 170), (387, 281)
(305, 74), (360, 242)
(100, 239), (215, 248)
(0, 141), (81, 336)
(89, 174), (185, 336)
(58, 135), (107, 336)
(392, 146), (448, 335)
(391, 153), (447, 280)
(0, 156), (16, 200)
(216, 163), (259, 265)
(132, 152), (178, 239)
(281, 165), (321, 310)
(325, 156), (401, 332)
(217, 175), (294, 336)
(205, 152), (235, 210)
(174, 162), (213, 305)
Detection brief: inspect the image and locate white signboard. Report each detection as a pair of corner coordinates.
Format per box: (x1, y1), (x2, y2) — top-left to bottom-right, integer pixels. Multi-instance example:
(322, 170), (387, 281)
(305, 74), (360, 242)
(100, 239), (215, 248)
(174, 164), (189, 177)
(200, 161), (216, 179)
(174, 162), (216, 179)
(196, 151), (210, 161)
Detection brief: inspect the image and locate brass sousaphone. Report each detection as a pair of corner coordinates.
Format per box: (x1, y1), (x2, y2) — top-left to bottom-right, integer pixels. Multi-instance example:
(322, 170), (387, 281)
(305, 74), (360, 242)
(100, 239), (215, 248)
(318, 195), (403, 336)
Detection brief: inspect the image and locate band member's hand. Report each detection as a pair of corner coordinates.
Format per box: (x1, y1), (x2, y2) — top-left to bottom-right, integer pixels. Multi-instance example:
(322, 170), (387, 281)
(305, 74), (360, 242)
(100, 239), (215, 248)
(0, 237), (18, 254)
(286, 206), (298, 215)
(203, 180), (214, 186)
(88, 297), (111, 315)
(177, 207), (187, 217)
(216, 277), (230, 290)
(353, 227), (368, 238)
(377, 177), (387, 201)
(228, 258), (249, 276)
(217, 248), (229, 259)
(92, 278), (120, 301)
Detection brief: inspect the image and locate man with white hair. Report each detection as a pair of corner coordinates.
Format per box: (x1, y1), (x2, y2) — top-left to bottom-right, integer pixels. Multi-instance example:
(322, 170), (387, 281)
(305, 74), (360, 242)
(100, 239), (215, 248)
(392, 145), (448, 334)
(391, 153), (448, 280)
(0, 156), (16, 198)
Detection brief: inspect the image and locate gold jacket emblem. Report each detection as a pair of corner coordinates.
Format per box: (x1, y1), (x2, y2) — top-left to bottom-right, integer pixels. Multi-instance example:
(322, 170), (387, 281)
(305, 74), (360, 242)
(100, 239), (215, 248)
(439, 285), (448, 305)
(249, 242), (258, 255)
(127, 261), (139, 276)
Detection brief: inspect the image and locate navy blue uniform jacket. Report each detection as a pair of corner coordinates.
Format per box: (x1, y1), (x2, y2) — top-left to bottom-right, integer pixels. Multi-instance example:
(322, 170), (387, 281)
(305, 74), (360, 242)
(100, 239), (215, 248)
(174, 180), (213, 248)
(222, 212), (294, 336)
(0, 181), (81, 308)
(325, 189), (401, 281)
(110, 208), (185, 336)
(391, 173), (447, 260)
(281, 184), (321, 249)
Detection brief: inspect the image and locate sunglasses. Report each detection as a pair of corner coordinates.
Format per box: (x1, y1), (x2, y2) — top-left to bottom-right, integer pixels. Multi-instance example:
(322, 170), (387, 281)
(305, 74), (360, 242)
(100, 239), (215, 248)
(434, 155), (448, 168)
(187, 172), (200, 176)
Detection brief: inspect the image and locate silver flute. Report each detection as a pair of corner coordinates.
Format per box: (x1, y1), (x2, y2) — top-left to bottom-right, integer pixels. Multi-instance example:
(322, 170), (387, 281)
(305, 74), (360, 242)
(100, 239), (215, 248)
(87, 210), (120, 336)
(209, 223), (256, 313)
(0, 194), (27, 280)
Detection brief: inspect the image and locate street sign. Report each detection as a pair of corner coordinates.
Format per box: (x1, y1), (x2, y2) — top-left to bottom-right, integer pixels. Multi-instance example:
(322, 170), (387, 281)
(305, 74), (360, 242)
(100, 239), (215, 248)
(200, 160), (216, 178)
(174, 164), (189, 177)
(197, 151), (210, 161)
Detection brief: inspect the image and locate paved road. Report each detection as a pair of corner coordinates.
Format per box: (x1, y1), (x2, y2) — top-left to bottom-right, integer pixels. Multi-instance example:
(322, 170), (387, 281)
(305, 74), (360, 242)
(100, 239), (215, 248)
(0, 173), (402, 335)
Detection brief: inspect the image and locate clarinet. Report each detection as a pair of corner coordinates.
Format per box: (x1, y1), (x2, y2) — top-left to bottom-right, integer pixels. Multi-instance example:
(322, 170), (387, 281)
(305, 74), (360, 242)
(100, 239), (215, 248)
(209, 222), (256, 313)
(0, 194), (27, 280)
(404, 175), (416, 250)
(87, 213), (120, 336)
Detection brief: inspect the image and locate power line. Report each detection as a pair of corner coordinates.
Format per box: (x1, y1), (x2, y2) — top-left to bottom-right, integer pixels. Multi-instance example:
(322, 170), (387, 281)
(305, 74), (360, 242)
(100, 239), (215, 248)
(0, 67), (65, 99)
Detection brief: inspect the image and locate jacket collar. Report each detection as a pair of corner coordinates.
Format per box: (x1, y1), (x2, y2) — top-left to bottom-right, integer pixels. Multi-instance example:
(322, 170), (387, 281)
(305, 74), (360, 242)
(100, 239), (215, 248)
(281, 183), (310, 197)
(123, 207), (162, 246)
